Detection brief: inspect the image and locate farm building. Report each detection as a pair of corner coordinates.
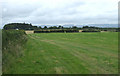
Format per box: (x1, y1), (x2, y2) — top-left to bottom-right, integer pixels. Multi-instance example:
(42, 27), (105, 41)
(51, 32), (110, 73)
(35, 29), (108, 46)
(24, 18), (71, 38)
(79, 30), (83, 32)
(25, 30), (34, 34)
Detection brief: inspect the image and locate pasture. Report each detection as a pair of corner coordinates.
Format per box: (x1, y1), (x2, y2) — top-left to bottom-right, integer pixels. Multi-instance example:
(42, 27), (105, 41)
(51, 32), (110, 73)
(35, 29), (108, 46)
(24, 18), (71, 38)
(7, 32), (118, 74)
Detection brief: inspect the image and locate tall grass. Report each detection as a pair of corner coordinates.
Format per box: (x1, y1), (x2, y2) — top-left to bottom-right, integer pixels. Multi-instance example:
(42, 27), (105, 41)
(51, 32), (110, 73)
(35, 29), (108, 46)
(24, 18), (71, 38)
(2, 30), (27, 73)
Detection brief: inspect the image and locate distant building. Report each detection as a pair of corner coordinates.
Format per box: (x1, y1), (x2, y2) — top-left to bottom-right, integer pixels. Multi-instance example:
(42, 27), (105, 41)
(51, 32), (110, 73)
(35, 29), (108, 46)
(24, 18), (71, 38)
(79, 30), (83, 32)
(25, 30), (34, 34)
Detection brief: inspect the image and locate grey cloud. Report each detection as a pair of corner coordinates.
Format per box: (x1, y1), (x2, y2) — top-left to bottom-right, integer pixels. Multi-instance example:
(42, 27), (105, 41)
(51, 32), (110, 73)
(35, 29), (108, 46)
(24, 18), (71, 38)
(1, 0), (118, 27)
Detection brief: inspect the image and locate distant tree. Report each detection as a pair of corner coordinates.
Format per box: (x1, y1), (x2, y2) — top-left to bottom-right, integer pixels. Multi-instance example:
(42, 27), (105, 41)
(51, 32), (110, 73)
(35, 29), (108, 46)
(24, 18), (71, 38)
(72, 26), (77, 29)
(44, 26), (47, 29)
(49, 26), (53, 29)
(58, 25), (64, 29)
(83, 26), (89, 28)
(61, 26), (63, 29)
(30, 23), (32, 26)
(3, 23), (33, 30)
(58, 25), (62, 29)
(32, 26), (38, 30)
(52, 26), (58, 29)
(39, 26), (42, 29)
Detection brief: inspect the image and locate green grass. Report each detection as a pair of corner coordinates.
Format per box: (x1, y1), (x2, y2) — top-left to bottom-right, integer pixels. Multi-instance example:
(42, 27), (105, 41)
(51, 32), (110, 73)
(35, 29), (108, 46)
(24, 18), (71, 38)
(6, 32), (118, 74)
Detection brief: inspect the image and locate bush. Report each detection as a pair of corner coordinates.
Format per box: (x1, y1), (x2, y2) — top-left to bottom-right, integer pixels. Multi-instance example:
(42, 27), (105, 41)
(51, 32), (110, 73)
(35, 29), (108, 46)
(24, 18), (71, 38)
(2, 30), (27, 73)
(82, 29), (100, 32)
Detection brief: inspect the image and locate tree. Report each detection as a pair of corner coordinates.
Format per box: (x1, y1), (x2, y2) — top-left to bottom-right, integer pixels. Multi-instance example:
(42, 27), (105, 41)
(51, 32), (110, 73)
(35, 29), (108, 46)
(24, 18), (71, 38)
(52, 26), (58, 29)
(49, 26), (57, 29)
(3, 23), (34, 30)
(83, 26), (89, 28)
(58, 25), (62, 29)
(39, 26), (42, 29)
(72, 26), (77, 29)
(61, 26), (64, 29)
(49, 26), (53, 29)
(44, 26), (47, 29)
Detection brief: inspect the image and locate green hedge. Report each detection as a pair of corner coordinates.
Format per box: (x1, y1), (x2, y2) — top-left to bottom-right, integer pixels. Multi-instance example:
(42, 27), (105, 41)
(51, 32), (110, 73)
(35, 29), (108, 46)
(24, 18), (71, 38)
(82, 29), (100, 32)
(2, 30), (27, 73)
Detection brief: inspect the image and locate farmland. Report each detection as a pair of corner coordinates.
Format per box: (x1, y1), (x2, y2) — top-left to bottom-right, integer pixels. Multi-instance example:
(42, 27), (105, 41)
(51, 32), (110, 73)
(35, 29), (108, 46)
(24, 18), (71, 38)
(5, 32), (118, 74)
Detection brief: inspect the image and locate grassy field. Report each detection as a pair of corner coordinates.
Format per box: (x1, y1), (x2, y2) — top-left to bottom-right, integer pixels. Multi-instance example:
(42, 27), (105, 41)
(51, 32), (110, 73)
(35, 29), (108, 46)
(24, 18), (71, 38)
(7, 32), (118, 74)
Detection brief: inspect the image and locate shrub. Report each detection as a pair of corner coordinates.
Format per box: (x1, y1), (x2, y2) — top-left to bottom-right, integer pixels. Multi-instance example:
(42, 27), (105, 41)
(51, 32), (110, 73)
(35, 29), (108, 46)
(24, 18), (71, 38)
(2, 30), (27, 73)
(82, 28), (100, 32)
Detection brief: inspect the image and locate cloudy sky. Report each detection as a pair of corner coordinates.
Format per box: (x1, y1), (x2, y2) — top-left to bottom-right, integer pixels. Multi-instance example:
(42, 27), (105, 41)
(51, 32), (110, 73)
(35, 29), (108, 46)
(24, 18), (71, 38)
(0, 0), (119, 28)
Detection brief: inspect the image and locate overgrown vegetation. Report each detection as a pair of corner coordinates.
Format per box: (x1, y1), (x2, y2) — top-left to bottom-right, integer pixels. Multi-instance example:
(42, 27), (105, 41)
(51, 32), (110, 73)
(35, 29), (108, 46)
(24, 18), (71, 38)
(2, 30), (27, 73)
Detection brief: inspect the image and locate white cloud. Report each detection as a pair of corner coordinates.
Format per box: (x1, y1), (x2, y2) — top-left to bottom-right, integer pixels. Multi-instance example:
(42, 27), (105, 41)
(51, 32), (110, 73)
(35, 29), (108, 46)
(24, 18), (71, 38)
(1, 0), (119, 27)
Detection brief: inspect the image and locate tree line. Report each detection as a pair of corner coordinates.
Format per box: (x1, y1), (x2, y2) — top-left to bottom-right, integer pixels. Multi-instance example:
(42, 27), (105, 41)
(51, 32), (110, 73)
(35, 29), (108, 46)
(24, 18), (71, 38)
(3, 23), (118, 32)
(3, 23), (100, 30)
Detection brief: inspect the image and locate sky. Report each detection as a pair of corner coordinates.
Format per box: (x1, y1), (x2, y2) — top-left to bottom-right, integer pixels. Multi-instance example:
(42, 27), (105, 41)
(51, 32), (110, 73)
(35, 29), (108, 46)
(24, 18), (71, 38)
(0, 0), (119, 28)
